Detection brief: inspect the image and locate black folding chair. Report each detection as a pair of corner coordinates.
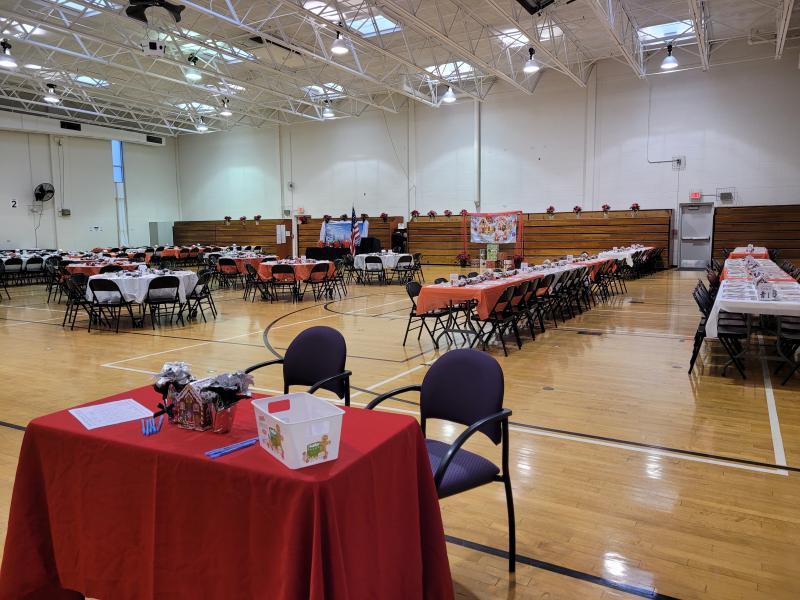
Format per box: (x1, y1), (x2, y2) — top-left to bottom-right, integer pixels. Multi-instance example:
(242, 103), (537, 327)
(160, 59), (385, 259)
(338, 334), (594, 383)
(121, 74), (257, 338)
(143, 275), (184, 329)
(185, 271), (217, 322)
(87, 278), (137, 333)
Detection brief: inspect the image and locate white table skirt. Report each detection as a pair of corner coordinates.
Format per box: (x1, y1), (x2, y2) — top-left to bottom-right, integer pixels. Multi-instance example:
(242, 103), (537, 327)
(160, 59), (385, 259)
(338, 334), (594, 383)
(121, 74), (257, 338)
(598, 248), (651, 267)
(1, 254), (55, 269)
(706, 281), (800, 338)
(86, 271), (198, 304)
(354, 253), (412, 270)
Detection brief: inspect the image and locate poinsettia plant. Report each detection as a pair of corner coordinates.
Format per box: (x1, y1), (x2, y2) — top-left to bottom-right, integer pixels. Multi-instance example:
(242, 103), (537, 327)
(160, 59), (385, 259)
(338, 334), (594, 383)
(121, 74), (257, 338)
(444, 209), (452, 217)
(630, 202), (640, 212)
(254, 214), (262, 221)
(459, 209), (469, 216)
(298, 215), (310, 224)
(331, 240), (341, 248)
(411, 210), (420, 218)
(546, 206), (555, 214)
(323, 214), (332, 223)
(360, 213), (368, 221)
(317, 240), (325, 248)
(456, 251), (471, 264)
(427, 210), (437, 219)
(380, 212), (389, 222)
(601, 204), (610, 212)
(573, 206), (582, 214)
(342, 239), (351, 248)
(340, 214), (348, 220)
(224, 216), (232, 222)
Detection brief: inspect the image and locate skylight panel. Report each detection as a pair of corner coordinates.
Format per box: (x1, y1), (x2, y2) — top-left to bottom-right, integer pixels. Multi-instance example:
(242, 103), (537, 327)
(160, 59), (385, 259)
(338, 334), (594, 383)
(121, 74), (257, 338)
(638, 21), (694, 47)
(499, 29), (528, 48)
(179, 30), (255, 64)
(47, 0), (121, 17)
(350, 15), (401, 38)
(302, 1), (339, 21)
(175, 101), (216, 114)
(74, 74), (109, 87)
(538, 24), (562, 41)
(303, 82), (345, 99)
(425, 61), (474, 81)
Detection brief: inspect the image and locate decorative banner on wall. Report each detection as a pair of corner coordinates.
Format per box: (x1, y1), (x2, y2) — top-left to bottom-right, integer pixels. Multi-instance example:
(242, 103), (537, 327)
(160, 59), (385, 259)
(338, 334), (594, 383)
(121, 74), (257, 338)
(320, 220), (368, 243)
(469, 212), (519, 244)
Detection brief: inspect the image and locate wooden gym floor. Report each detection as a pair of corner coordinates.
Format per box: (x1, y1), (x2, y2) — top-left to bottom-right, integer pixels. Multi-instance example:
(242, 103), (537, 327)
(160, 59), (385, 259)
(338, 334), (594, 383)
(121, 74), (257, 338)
(1, 268), (799, 599)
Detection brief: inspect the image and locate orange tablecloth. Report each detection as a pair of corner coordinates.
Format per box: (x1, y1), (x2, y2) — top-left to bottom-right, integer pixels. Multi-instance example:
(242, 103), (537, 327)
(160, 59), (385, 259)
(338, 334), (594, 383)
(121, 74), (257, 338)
(729, 247), (768, 259)
(416, 271), (544, 320)
(229, 256), (277, 274)
(160, 248), (181, 258)
(66, 262), (138, 276)
(258, 261), (333, 281)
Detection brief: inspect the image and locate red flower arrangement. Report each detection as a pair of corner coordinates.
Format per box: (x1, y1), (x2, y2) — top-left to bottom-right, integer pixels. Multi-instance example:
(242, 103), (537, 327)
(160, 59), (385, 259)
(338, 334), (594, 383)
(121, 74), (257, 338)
(298, 215), (310, 225)
(342, 240), (351, 248)
(573, 206), (582, 214)
(456, 251), (471, 264)
(546, 206), (555, 215)
(444, 209), (452, 217)
(459, 209), (469, 216)
(239, 216), (247, 222)
(380, 212), (389, 222)
(331, 240), (342, 248)
(340, 214), (348, 220)
(254, 214), (262, 221)
(427, 210), (437, 219)
(361, 213), (368, 222)
(630, 203), (640, 212)
(323, 214), (332, 223)
(223, 216), (232, 222)
(601, 204), (610, 212)
(411, 210), (420, 219)
(317, 240), (325, 248)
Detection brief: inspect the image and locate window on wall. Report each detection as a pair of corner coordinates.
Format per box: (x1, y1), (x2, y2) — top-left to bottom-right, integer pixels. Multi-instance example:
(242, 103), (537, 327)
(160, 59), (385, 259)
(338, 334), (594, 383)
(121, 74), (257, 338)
(111, 140), (129, 246)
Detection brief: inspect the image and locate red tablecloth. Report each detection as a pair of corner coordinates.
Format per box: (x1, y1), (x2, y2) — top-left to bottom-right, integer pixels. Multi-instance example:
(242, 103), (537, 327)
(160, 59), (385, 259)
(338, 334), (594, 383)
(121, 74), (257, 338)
(65, 262), (139, 276)
(416, 271), (543, 320)
(0, 386), (452, 600)
(258, 261), (333, 281)
(729, 247), (769, 259)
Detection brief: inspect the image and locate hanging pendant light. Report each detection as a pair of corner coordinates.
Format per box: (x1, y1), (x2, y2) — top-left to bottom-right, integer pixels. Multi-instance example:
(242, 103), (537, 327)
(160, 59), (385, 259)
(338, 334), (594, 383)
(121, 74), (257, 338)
(442, 86), (456, 104)
(322, 104), (335, 118)
(219, 97), (232, 117)
(331, 28), (349, 55)
(0, 39), (18, 69)
(196, 118), (208, 132)
(523, 47), (539, 74)
(660, 44), (678, 70)
(43, 84), (60, 104)
(185, 55), (202, 81)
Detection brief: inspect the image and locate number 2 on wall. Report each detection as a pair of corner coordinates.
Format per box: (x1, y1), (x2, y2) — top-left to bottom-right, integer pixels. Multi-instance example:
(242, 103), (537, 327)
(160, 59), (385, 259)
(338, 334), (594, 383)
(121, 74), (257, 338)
(10, 200), (17, 208)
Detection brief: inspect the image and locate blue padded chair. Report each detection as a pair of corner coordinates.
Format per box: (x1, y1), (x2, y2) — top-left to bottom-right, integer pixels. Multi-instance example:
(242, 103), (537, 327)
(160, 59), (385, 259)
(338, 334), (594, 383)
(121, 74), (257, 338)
(245, 326), (351, 406)
(366, 348), (515, 571)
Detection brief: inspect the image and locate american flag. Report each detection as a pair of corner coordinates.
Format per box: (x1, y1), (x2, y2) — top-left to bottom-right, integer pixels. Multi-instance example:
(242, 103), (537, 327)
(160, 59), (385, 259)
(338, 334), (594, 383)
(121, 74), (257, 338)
(350, 206), (360, 255)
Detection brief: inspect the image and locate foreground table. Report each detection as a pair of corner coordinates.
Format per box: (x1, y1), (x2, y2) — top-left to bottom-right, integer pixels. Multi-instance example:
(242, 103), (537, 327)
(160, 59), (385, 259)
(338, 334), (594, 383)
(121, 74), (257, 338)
(0, 386), (453, 600)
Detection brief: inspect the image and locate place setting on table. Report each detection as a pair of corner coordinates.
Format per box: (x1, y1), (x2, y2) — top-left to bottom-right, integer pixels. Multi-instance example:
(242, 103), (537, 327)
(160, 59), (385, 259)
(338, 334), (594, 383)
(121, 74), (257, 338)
(353, 249), (413, 270)
(86, 265), (198, 304)
(0, 329), (455, 600)
(257, 256), (334, 280)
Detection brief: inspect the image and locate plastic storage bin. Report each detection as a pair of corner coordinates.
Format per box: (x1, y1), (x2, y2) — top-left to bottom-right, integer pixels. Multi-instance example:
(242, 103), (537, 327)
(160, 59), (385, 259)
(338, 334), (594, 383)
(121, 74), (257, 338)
(252, 393), (344, 469)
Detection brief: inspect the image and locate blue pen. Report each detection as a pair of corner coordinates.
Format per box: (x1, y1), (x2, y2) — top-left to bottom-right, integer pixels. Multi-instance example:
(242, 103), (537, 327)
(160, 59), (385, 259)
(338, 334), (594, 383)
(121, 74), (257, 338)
(206, 437), (259, 459)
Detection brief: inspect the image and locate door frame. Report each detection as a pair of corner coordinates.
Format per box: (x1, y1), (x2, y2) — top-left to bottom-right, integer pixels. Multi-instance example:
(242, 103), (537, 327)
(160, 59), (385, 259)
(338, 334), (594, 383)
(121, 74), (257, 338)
(678, 202), (715, 269)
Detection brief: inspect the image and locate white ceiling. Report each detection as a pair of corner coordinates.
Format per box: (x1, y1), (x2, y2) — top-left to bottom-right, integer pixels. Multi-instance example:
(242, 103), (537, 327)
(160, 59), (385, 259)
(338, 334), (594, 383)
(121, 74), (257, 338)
(0, 0), (796, 136)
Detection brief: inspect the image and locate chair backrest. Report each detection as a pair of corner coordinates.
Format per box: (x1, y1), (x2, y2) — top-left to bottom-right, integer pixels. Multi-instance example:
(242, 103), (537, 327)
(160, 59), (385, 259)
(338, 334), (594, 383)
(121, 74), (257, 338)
(283, 326), (347, 398)
(420, 349), (504, 444)
(89, 277), (124, 301)
(217, 257), (238, 274)
(395, 255), (413, 267)
(4, 258), (22, 272)
(244, 263), (259, 279)
(25, 257), (44, 271)
(272, 264), (296, 281)
(434, 277), (447, 284)
(307, 261), (329, 281)
(193, 271), (214, 295)
(364, 255), (383, 270)
(146, 276), (180, 299)
(100, 264), (123, 273)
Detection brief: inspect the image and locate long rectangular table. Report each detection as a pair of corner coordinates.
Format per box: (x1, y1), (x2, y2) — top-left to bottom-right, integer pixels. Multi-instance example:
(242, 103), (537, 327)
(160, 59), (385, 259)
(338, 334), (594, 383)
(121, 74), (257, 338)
(0, 386), (453, 600)
(706, 259), (800, 338)
(729, 246), (768, 259)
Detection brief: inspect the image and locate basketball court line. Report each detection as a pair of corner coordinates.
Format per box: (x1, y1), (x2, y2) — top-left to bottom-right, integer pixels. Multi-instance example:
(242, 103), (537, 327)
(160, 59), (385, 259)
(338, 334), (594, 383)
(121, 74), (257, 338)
(758, 334), (787, 467)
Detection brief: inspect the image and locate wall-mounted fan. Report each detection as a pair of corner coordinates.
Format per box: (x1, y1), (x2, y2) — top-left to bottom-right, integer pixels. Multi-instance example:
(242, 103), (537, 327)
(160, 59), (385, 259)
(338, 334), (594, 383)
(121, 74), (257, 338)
(126, 0), (185, 24)
(34, 183), (55, 202)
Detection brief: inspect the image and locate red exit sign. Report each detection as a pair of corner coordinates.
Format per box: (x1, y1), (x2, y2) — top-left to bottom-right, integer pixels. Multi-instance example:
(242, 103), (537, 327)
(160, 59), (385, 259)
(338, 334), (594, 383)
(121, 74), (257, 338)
(690, 191), (702, 200)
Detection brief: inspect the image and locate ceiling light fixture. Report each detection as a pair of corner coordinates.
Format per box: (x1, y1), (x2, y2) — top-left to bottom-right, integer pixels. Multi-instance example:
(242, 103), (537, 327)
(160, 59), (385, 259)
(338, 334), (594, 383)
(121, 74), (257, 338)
(43, 83), (60, 104)
(0, 39), (18, 69)
(660, 44), (678, 70)
(523, 47), (539, 74)
(442, 86), (456, 104)
(219, 97), (232, 117)
(24, 63), (42, 70)
(185, 54), (202, 81)
(330, 27), (349, 55)
(322, 104), (335, 118)
(196, 118), (208, 132)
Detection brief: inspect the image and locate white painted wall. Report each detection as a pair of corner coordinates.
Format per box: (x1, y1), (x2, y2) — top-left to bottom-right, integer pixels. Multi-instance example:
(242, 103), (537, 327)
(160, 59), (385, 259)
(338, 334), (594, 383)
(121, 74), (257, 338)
(0, 130), (54, 249)
(124, 137), (180, 246)
(0, 129), (180, 250)
(176, 126), (282, 220)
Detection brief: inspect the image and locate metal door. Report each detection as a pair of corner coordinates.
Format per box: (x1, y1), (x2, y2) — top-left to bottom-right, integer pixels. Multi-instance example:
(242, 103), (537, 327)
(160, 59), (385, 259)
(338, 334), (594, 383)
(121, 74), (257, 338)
(679, 203), (714, 269)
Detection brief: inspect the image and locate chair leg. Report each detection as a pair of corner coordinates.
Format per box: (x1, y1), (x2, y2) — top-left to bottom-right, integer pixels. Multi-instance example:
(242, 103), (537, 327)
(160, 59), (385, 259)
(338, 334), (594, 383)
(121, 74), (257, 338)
(503, 473), (516, 573)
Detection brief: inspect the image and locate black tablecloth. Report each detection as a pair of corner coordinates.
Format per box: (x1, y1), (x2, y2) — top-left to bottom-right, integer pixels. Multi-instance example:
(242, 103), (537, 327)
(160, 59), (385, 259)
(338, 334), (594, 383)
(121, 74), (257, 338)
(305, 247), (350, 261)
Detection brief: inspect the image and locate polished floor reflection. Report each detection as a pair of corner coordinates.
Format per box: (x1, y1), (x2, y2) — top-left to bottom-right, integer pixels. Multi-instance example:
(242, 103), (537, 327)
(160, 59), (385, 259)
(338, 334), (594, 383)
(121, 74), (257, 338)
(1, 269), (798, 599)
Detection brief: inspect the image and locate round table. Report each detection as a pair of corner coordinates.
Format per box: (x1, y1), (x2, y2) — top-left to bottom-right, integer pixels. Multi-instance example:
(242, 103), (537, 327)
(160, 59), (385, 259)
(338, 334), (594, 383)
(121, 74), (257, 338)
(67, 262), (139, 276)
(257, 261), (333, 281)
(354, 252), (412, 270)
(86, 271), (198, 303)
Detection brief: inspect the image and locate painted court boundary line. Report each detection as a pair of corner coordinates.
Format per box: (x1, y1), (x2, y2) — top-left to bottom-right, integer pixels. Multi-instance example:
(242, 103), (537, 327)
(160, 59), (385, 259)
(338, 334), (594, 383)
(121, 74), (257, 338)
(758, 334), (787, 467)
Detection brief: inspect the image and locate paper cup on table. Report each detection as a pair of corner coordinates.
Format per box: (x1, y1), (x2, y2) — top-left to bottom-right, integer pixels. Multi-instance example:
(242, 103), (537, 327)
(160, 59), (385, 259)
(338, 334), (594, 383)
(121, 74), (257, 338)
(252, 393), (344, 470)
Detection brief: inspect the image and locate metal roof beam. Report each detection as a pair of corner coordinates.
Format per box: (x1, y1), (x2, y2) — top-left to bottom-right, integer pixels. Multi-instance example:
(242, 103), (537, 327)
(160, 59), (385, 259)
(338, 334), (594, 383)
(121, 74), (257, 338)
(586, 0), (645, 78)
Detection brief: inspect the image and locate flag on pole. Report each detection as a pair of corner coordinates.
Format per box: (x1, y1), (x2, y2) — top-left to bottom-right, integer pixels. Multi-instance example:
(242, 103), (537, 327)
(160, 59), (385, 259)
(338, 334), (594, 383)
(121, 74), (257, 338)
(350, 206), (360, 255)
